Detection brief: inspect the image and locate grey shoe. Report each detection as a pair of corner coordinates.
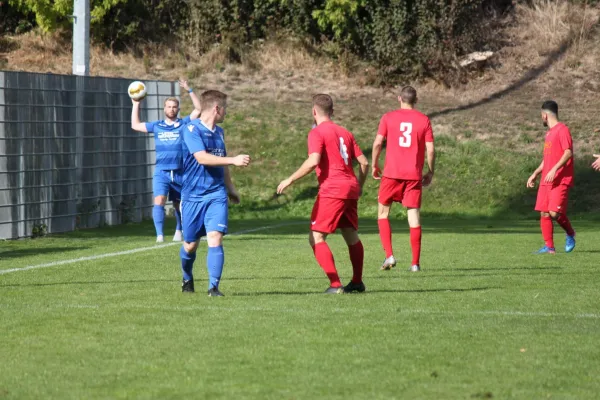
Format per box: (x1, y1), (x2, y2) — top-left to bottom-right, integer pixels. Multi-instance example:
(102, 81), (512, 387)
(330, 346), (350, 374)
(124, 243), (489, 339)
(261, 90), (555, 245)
(410, 264), (421, 272)
(380, 255), (397, 271)
(324, 286), (344, 294)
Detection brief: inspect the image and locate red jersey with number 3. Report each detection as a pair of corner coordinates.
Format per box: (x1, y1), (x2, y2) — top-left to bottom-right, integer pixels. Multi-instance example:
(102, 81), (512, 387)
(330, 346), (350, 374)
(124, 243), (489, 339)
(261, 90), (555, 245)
(541, 122), (574, 187)
(377, 109), (434, 180)
(308, 121), (363, 199)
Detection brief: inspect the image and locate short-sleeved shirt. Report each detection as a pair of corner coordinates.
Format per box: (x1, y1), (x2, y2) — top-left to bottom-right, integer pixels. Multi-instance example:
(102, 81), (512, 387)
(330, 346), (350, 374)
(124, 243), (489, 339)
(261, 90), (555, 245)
(541, 122), (574, 187)
(308, 121), (362, 199)
(145, 116), (191, 171)
(377, 109), (434, 180)
(181, 119), (227, 202)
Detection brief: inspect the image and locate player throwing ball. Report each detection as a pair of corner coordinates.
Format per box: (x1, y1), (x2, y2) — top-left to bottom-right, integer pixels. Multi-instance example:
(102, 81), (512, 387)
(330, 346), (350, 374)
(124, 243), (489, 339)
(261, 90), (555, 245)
(527, 101), (576, 254)
(131, 78), (201, 243)
(372, 86), (435, 272)
(179, 90), (250, 296)
(277, 94), (369, 294)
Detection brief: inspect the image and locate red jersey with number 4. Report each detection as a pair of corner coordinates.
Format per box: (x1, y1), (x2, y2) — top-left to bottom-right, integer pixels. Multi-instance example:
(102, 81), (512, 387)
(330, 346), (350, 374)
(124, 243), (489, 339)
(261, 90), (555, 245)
(377, 109), (434, 180)
(308, 121), (363, 199)
(541, 122), (574, 187)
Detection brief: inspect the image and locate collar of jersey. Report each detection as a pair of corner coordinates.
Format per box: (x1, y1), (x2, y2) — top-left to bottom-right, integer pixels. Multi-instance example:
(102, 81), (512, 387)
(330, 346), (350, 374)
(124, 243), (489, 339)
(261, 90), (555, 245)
(198, 119), (217, 133)
(161, 118), (182, 126)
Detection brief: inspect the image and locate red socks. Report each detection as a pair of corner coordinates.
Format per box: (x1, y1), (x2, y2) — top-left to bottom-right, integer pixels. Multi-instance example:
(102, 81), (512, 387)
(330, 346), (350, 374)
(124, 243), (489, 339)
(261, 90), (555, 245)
(348, 241), (364, 284)
(555, 214), (575, 237)
(378, 219), (393, 257)
(540, 216), (554, 248)
(313, 242), (342, 288)
(410, 227), (422, 266)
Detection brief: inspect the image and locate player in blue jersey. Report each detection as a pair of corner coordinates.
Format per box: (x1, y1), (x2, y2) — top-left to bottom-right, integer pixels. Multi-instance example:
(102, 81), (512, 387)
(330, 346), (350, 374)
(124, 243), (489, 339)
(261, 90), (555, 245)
(131, 78), (201, 243)
(179, 90), (250, 296)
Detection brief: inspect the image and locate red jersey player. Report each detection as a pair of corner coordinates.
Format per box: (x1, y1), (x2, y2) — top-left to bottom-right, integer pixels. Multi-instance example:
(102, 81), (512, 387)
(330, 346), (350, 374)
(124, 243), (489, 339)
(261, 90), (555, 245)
(371, 86), (435, 272)
(527, 101), (576, 254)
(277, 94), (370, 294)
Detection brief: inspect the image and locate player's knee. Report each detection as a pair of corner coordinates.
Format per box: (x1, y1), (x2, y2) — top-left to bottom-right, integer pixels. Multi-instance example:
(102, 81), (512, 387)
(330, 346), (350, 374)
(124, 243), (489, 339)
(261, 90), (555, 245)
(206, 231), (224, 247)
(377, 204), (390, 219)
(549, 211), (559, 219)
(183, 241), (198, 253)
(311, 231), (326, 244)
(341, 228), (359, 246)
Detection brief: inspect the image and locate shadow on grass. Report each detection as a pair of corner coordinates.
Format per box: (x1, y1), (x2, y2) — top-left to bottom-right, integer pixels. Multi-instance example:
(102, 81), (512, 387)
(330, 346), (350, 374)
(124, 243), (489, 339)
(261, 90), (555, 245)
(0, 246), (90, 259)
(234, 286), (499, 296)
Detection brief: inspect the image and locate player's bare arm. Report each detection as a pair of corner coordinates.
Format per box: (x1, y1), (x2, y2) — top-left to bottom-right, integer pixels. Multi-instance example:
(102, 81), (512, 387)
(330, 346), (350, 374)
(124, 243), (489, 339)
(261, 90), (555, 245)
(356, 154), (369, 193)
(423, 142), (435, 187)
(179, 78), (202, 120)
(371, 134), (385, 179)
(193, 151), (250, 167)
(527, 161), (544, 188)
(544, 149), (572, 184)
(277, 153), (321, 194)
(131, 99), (148, 132)
(223, 166), (241, 204)
(592, 154), (600, 171)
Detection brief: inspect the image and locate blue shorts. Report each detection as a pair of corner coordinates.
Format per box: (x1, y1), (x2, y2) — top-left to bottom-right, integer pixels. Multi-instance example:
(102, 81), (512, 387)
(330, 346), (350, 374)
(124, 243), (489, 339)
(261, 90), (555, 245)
(153, 169), (183, 201)
(181, 198), (229, 243)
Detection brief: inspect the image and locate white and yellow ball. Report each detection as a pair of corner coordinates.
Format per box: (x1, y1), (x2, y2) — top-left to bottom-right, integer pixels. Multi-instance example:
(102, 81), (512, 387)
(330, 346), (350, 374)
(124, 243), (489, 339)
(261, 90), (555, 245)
(128, 81), (147, 101)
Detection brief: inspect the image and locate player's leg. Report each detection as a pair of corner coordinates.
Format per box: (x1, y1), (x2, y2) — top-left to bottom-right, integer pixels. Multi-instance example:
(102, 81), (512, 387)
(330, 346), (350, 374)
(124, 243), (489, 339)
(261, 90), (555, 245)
(535, 186), (555, 254)
(338, 199), (365, 292)
(170, 170), (183, 241)
(204, 198), (228, 296)
(377, 177), (398, 270)
(180, 201), (206, 293)
(548, 185), (575, 252)
(309, 197), (344, 293)
(152, 170), (169, 243)
(403, 180), (423, 272)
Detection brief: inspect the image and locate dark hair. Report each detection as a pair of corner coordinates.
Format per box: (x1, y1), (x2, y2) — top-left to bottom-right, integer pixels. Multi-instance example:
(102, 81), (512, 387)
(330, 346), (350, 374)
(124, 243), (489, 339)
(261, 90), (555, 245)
(400, 86), (417, 105)
(312, 94), (334, 116)
(541, 100), (558, 116)
(200, 90), (227, 110)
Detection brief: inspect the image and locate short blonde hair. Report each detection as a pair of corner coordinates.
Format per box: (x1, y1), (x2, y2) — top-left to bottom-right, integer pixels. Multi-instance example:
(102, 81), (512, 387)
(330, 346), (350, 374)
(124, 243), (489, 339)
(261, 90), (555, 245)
(164, 97), (180, 107)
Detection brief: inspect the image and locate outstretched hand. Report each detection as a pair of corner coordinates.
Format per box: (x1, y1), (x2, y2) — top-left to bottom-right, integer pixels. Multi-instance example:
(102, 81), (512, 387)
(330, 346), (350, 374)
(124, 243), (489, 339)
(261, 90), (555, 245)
(178, 78), (190, 92)
(592, 154), (600, 171)
(277, 178), (293, 195)
(232, 154), (251, 167)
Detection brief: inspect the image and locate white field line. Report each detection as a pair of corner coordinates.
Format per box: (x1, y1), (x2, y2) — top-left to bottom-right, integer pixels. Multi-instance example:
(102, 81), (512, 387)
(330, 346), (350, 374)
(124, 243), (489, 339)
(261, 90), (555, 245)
(0, 222), (304, 275)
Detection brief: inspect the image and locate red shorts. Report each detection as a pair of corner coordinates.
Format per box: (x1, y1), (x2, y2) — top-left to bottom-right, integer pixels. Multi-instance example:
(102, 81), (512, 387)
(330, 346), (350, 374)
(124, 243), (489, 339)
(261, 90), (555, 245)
(378, 177), (422, 208)
(310, 196), (358, 234)
(535, 184), (570, 213)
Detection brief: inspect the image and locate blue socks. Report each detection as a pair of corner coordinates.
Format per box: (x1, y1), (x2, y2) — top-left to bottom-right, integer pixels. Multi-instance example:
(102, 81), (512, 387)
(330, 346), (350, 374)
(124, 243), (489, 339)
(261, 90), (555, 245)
(180, 246), (196, 281)
(175, 206), (182, 231)
(207, 246), (224, 290)
(152, 205), (165, 236)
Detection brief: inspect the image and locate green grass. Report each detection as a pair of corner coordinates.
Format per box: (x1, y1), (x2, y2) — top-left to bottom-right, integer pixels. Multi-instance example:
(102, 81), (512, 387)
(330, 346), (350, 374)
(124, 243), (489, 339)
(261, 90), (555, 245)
(2, 218), (600, 399)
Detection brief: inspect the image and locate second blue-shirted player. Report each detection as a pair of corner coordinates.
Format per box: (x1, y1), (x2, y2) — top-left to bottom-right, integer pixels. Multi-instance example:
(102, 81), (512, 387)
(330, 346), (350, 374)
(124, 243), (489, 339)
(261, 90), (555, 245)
(180, 90), (250, 296)
(131, 79), (201, 243)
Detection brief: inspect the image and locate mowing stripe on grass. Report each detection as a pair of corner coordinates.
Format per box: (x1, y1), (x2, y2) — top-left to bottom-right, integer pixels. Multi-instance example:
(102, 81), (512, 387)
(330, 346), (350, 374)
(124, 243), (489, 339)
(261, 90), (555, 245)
(0, 222), (304, 275)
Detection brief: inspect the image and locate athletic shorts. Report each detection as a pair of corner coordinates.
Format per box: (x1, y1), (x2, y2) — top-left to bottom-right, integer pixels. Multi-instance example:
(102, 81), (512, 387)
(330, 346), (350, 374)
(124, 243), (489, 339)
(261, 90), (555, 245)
(535, 184), (570, 213)
(310, 196), (358, 234)
(153, 169), (183, 201)
(181, 197), (228, 243)
(378, 177), (422, 208)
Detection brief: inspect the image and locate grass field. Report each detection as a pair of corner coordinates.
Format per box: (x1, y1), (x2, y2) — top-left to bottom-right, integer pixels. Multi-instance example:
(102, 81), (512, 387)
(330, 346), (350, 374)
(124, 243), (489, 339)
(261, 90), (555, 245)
(1, 217), (600, 399)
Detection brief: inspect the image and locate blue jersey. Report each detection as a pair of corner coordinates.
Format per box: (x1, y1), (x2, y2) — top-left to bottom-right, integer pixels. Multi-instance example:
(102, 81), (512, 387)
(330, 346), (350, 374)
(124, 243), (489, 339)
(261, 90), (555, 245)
(146, 116), (191, 171)
(181, 120), (228, 202)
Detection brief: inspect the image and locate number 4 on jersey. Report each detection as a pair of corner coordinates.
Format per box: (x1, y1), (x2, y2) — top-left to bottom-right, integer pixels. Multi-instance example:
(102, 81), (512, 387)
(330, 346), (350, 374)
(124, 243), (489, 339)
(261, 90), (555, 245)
(339, 137), (349, 165)
(399, 122), (413, 148)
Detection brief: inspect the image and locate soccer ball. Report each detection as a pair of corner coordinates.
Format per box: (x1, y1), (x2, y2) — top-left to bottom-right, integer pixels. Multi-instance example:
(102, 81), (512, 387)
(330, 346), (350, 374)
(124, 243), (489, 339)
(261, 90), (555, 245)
(128, 81), (147, 101)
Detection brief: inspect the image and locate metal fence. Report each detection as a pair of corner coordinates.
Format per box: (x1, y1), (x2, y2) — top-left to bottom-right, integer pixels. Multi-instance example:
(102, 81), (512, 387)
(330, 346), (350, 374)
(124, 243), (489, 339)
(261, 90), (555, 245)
(0, 71), (179, 239)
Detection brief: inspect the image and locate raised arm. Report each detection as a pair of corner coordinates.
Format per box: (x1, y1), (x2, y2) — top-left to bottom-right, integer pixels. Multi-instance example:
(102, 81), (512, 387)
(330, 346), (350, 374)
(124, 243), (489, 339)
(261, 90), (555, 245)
(179, 78), (202, 120)
(131, 99), (148, 132)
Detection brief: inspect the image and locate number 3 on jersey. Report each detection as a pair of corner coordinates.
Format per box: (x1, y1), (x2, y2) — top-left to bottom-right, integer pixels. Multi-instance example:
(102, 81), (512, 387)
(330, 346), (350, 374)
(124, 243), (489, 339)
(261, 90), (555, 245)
(399, 122), (413, 148)
(339, 137), (349, 165)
